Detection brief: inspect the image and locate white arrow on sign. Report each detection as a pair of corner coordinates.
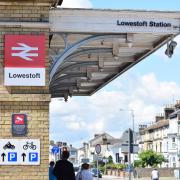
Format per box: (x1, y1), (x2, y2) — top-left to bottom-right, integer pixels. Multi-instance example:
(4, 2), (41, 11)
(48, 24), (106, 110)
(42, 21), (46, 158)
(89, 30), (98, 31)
(11, 43), (38, 61)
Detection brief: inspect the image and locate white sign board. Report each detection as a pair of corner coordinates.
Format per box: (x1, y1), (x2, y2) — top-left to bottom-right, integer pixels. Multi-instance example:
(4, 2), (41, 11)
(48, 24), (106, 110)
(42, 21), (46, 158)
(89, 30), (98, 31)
(4, 68), (45, 86)
(0, 139), (40, 165)
(4, 35), (46, 86)
(50, 9), (180, 34)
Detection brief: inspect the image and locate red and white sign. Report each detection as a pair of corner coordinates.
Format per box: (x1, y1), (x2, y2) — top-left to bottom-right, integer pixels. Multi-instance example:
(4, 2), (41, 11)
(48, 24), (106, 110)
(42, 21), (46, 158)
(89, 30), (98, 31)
(14, 114), (25, 125)
(4, 35), (46, 86)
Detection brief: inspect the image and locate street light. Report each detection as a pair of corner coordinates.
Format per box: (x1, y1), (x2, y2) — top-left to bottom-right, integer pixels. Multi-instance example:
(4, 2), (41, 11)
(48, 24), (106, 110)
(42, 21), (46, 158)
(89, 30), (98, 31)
(102, 134), (110, 175)
(119, 108), (135, 133)
(119, 108), (135, 180)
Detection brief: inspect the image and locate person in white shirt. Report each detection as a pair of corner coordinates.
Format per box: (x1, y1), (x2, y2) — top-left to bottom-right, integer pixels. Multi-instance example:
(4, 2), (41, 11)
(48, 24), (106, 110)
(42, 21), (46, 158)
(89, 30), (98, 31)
(151, 168), (159, 180)
(76, 163), (93, 180)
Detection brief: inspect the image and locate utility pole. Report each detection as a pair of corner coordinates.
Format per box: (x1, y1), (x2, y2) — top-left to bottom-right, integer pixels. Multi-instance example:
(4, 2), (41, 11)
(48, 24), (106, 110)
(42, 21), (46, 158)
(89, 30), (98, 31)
(129, 128), (134, 180)
(128, 128), (132, 180)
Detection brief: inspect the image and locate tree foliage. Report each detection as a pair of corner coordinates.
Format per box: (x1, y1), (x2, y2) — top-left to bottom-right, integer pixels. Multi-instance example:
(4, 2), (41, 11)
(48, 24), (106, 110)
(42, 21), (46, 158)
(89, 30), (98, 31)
(136, 150), (166, 167)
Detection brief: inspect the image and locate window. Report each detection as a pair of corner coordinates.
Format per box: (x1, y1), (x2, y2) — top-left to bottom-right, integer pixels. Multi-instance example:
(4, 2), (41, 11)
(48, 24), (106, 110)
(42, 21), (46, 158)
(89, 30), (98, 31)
(116, 153), (120, 163)
(172, 137), (175, 142)
(70, 151), (76, 155)
(160, 142), (162, 153)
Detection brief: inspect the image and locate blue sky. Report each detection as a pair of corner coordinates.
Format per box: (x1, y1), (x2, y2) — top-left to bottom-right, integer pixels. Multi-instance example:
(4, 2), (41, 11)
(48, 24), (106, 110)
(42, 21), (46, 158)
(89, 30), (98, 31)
(91, 0), (180, 11)
(50, 0), (180, 147)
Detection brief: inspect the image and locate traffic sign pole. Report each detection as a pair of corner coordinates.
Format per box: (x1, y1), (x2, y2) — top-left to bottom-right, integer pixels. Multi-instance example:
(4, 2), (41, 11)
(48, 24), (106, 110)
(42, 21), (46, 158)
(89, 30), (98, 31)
(95, 144), (101, 180)
(97, 156), (99, 180)
(129, 128), (132, 180)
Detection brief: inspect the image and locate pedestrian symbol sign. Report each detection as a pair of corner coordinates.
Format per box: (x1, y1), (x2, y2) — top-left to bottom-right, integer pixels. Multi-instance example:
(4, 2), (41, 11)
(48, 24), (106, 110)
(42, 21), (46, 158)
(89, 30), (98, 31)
(0, 139), (40, 165)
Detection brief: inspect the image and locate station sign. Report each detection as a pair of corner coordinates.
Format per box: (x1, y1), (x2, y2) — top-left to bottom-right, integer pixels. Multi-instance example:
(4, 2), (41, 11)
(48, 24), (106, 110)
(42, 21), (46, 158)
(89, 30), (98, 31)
(116, 18), (179, 34)
(4, 35), (46, 86)
(0, 139), (40, 165)
(12, 113), (27, 136)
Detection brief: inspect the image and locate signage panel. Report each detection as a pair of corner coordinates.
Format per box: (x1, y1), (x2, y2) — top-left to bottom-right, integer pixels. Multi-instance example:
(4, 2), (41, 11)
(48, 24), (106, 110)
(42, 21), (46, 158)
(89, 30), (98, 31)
(5, 68), (45, 86)
(12, 113), (27, 136)
(19, 139), (40, 165)
(51, 11), (180, 34)
(4, 35), (46, 86)
(95, 144), (101, 154)
(0, 139), (40, 165)
(51, 146), (60, 154)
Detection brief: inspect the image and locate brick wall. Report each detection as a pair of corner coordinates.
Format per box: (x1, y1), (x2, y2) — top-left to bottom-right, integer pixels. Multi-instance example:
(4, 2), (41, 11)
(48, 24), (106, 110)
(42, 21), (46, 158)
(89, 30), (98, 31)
(0, 94), (51, 180)
(0, 0), (51, 94)
(136, 167), (175, 177)
(0, 0), (53, 179)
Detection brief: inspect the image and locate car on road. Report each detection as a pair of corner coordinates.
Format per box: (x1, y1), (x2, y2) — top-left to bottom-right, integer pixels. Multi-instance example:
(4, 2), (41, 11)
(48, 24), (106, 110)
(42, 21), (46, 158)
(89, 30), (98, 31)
(90, 168), (102, 178)
(74, 166), (80, 176)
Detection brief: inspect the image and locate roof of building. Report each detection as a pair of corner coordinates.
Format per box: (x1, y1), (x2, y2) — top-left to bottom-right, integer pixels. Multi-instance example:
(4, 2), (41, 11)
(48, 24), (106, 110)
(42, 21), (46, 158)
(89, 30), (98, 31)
(146, 119), (169, 131)
(49, 8), (180, 100)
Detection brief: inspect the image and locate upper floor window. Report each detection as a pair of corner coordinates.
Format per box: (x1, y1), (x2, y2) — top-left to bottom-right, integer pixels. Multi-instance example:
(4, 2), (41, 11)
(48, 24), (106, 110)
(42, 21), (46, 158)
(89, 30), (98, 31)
(70, 151), (76, 155)
(172, 137), (175, 142)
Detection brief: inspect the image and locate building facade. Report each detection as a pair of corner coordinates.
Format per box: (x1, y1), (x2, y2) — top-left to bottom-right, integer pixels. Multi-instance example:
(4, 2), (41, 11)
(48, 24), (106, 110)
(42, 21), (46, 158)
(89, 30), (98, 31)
(139, 102), (180, 168)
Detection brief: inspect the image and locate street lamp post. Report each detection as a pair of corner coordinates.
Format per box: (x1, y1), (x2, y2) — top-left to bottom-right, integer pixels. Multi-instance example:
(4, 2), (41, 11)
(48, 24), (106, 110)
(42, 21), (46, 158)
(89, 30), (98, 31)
(102, 135), (110, 175)
(119, 109), (135, 180)
(120, 109), (135, 133)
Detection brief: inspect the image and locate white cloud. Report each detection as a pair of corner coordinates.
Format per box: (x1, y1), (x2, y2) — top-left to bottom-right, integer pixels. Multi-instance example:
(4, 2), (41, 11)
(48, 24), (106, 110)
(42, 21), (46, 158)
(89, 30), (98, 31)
(50, 72), (180, 147)
(61, 0), (93, 8)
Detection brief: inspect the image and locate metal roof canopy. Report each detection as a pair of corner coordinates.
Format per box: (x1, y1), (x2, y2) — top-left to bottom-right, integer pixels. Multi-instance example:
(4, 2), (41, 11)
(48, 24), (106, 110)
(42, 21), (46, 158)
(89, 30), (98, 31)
(49, 8), (180, 100)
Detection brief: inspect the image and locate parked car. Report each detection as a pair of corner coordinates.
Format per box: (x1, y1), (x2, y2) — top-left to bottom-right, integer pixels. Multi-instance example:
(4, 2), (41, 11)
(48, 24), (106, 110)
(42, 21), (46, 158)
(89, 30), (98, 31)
(90, 168), (102, 178)
(74, 166), (80, 175)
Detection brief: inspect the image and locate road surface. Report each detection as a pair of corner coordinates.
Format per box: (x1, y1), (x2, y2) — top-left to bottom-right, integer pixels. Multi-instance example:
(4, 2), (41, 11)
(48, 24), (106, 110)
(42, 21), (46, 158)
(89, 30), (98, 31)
(94, 175), (176, 180)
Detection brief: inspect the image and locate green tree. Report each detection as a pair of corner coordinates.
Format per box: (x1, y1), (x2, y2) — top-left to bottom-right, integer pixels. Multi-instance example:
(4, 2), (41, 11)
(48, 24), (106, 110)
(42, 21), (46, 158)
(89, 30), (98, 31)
(138, 150), (166, 167)
(108, 155), (113, 163)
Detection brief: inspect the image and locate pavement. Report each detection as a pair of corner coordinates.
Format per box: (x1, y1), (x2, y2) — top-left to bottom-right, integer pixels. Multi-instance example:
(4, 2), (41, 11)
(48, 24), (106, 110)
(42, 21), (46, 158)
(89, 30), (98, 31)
(98, 175), (176, 180)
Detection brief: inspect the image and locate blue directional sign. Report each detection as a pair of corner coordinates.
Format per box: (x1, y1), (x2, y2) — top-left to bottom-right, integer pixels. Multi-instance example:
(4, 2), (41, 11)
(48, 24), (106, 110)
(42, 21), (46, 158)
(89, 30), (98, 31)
(29, 153), (38, 162)
(51, 146), (60, 154)
(8, 152), (17, 162)
(125, 164), (134, 172)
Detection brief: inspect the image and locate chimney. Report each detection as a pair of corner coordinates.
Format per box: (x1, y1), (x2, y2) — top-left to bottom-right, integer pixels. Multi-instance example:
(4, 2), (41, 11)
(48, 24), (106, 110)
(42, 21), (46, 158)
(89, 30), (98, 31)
(155, 114), (164, 122)
(50, 140), (54, 145)
(62, 142), (67, 146)
(94, 134), (100, 138)
(56, 141), (62, 147)
(139, 124), (147, 131)
(164, 107), (174, 119)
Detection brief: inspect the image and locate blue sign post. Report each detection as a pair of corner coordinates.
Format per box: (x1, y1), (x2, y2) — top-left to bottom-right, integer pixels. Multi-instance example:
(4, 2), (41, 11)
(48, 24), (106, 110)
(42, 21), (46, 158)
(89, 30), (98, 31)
(51, 146), (60, 154)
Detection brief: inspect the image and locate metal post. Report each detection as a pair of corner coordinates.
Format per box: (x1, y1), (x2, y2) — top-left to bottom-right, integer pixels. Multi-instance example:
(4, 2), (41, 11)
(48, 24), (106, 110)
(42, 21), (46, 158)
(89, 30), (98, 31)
(131, 110), (134, 167)
(105, 158), (107, 175)
(97, 155), (99, 180)
(129, 128), (131, 180)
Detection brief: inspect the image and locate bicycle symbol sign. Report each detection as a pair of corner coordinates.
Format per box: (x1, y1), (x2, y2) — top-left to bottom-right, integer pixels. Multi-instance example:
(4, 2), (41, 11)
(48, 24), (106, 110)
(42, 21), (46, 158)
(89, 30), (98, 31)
(23, 142), (36, 150)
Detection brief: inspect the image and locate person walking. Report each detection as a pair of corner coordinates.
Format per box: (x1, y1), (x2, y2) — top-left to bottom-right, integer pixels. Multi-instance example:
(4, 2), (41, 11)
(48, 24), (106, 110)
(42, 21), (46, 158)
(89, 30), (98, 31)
(151, 168), (159, 180)
(76, 163), (93, 180)
(53, 150), (76, 180)
(49, 161), (57, 180)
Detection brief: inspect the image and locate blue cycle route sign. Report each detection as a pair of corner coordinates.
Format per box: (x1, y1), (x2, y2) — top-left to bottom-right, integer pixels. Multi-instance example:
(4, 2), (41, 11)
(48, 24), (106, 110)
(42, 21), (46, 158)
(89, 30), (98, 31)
(125, 164), (134, 172)
(51, 146), (60, 154)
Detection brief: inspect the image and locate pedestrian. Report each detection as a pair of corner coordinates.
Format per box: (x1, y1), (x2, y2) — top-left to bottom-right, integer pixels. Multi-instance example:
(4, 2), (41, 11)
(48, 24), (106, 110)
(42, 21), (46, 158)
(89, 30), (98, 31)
(53, 150), (76, 180)
(76, 163), (93, 180)
(49, 161), (57, 180)
(151, 168), (159, 180)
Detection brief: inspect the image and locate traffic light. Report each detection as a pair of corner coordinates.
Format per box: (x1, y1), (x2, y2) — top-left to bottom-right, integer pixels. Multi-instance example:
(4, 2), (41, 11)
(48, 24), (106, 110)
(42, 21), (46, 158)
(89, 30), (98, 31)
(129, 128), (134, 153)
